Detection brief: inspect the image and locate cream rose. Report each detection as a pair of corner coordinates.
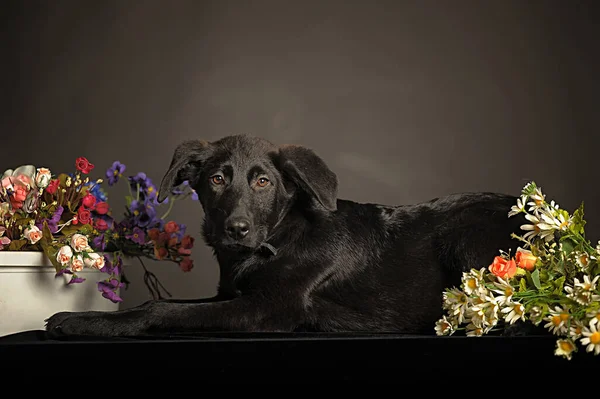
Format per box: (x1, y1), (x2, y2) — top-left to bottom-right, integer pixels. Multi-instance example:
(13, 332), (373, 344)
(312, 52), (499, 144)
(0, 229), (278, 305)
(56, 245), (73, 266)
(71, 255), (84, 272)
(35, 168), (52, 188)
(84, 252), (105, 270)
(70, 233), (90, 252)
(23, 225), (42, 244)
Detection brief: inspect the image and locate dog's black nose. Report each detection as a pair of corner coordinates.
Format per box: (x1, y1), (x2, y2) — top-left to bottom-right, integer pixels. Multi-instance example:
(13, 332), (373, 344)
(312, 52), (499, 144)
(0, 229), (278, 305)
(226, 218), (250, 239)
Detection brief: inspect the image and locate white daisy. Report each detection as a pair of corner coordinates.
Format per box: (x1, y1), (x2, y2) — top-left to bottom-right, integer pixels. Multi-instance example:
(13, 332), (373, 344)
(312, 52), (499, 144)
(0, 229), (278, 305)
(538, 208), (572, 232)
(520, 213), (555, 242)
(501, 301), (526, 324)
(575, 275), (600, 291)
(443, 288), (469, 324)
(461, 268), (486, 296)
(573, 251), (595, 271)
(529, 306), (544, 326)
(554, 339), (577, 360)
(508, 195), (528, 217)
(580, 322), (600, 355)
(569, 320), (585, 340)
(527, 187), (546, 212)
(543, 306), (571, 335)
(564, 275), (600, 305)
(435, 316), (455, 336)
(491, 277), (515, 306)
(466, 321), (485, 337)
(468, 294), (499, 330)
(586, 310), (600, 327)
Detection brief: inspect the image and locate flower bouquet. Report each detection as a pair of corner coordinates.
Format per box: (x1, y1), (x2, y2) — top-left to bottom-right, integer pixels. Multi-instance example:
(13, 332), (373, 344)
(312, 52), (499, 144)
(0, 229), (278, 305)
(436, 181), (600, 360)
(0, 156), (197, 303)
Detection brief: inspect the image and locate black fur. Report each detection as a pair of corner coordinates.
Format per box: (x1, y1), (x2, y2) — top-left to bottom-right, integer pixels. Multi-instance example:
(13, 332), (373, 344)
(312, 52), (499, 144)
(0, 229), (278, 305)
(45, 134), (527, 337)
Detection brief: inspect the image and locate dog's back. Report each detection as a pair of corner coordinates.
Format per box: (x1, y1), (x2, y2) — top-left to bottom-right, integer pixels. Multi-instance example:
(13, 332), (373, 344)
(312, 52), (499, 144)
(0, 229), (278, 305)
(250, 191), (527, 334)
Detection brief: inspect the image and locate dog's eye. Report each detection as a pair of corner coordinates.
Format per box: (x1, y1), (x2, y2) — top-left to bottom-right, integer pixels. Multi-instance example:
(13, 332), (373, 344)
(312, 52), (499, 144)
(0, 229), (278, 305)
(256, 177), (270, 187)
(210, 175), (224, 185)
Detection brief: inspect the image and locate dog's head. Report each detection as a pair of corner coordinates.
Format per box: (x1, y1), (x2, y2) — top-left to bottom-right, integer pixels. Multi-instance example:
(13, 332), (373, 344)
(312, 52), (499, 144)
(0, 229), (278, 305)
(157, 135), (338, 252)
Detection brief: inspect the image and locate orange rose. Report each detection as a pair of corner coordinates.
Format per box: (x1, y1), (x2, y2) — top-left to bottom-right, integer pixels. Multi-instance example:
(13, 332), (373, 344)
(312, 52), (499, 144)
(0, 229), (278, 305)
(489, 256), (517, 279)
(515, 248), (537, 271)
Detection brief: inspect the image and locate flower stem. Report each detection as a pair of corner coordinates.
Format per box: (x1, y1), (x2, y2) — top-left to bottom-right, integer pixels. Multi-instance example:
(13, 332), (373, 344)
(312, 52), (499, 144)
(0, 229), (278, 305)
(161, 196), (175, 220)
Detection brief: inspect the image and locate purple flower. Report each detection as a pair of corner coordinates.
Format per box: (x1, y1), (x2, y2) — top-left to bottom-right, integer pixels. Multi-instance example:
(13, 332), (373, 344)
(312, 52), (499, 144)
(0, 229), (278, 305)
(171, 180), (199, 201)
(126, 226), (146, 245)
(36, 206), (64, 233)
(92, 234), (107, 251)
(129, 172), (158, 202)
(68, 276), (86, 285)
(97, 278), (124, 303)
(129, 199), (157, 228)
(100, 255), (123, 275)
(55, 267), (72, 277)
(106, 161), (126, 186)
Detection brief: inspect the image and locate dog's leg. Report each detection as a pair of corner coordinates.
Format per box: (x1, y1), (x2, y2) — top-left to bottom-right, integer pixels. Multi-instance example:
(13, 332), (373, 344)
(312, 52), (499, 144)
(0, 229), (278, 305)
(45, 297), (300, 337)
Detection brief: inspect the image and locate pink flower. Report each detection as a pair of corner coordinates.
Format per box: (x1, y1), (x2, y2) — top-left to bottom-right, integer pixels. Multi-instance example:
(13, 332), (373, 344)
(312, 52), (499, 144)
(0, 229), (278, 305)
(0, 236), (10, 249)
(56, 245), (73, 266)
(71, 255), (84, 272)
(23, 225), (42, 245)
(10, 185), (28, 210)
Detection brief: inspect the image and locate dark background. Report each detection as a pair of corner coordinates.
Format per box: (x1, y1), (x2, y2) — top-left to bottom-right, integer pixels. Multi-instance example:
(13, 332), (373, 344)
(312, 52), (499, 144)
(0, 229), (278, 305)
(3, 0), (599, 309)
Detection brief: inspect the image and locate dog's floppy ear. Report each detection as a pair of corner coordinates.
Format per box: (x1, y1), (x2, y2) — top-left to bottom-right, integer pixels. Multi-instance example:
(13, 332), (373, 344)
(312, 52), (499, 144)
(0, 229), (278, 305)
(157, 140), (211, 203)
(278, 144), (338, 212)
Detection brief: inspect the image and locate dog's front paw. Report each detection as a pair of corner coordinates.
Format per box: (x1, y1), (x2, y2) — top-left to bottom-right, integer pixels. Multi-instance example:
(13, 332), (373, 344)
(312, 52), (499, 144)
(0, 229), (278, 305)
(44, 311), (74, 337)
(45, 310), (121, 338)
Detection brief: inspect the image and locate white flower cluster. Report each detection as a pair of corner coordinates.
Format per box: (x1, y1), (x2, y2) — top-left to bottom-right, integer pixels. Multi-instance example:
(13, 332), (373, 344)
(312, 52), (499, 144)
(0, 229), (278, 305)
(436, 269), (526, 337)
(56, 233), (105, 273)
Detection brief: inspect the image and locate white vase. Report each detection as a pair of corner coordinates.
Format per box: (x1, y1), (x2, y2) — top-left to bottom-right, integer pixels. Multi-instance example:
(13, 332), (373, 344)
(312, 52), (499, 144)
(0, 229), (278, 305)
(0, 251), (121, 337)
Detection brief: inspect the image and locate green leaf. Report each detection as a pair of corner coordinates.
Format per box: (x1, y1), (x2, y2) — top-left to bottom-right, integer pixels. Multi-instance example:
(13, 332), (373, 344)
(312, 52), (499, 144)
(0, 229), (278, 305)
(125, 195), (133, 209)
(78, 223), (94, 236)
(59, 224), (80, 237)
(560, 237), (576, 256)
(531, 268), (542, 290)
(59, 223), (93, 238)
(553, 276), (566, 295)
(570, 201), (586, 235)
(39, 220), (63, 273)
(8, 239), (27, 251)
(519, 277), (528, 293)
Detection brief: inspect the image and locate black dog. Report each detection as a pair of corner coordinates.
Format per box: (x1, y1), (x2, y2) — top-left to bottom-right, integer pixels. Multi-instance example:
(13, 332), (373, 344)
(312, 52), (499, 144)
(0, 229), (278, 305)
(45, 134), (527, 337)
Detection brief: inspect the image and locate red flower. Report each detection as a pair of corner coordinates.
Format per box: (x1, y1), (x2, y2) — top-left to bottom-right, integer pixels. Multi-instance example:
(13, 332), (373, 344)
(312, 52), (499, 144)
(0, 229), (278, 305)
(154, 246), (168, 260)
(179, 257), (193, 272)
(95, 219), (109, 231)
(147, 228), (160, 241)
(82, 193), (96, 209)
(178, 247), (192, 256)
(77, 206), (92, 225)
(75, 157), (94, 174)
(164, 221), (179, 234)
(45, 179), (60, 195)
(181, 235), (195, 249)
(95, 201), (109, 215)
